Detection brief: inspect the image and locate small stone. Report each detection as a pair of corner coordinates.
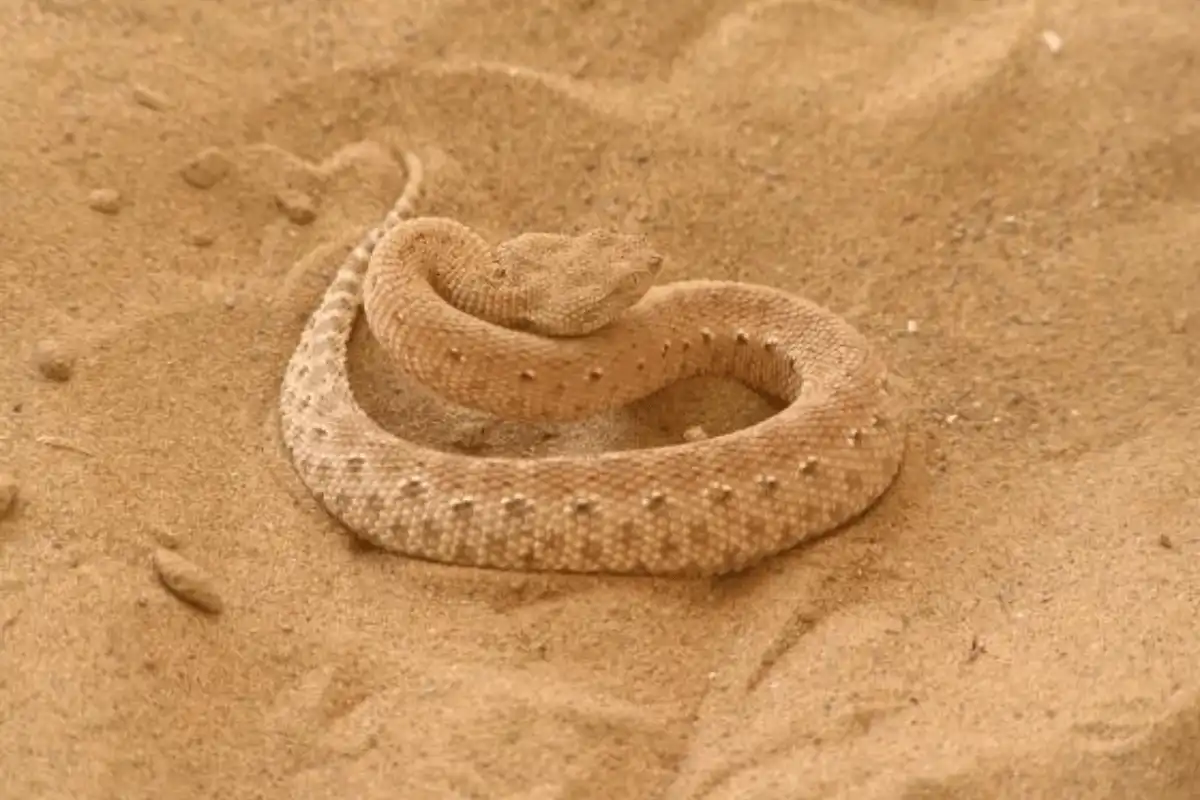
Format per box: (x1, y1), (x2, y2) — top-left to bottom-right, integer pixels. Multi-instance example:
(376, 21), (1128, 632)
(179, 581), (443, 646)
(33, 339), (74, 382)
(180, 147), (232, 189)
(683, 426), (709, 442)
(1170, 310), (1189, 334)
(186, 228), (216, 247)
(87, 188), (122, 214)
(1041, 30), (1063, 54)
(153, 548), (224, 614)
(570, 56), (590, 77)
(0, 473), (17, 519)
(905, 319), (919, 334)
(131, 84), (169, 111)
(275, 189), (317, 225)
(151, 524), (184, 550)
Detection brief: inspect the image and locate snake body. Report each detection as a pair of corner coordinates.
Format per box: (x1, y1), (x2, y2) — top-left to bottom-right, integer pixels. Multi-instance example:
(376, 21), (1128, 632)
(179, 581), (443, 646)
(279, 153), (905, 576)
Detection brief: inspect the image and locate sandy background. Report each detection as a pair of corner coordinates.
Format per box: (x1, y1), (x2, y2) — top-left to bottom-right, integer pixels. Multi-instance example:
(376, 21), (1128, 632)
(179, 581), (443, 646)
(2, 0), (1198, 797)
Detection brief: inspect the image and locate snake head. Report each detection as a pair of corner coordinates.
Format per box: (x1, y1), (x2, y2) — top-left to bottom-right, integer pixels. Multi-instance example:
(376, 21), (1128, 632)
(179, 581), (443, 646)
(498, 229), (664, 337)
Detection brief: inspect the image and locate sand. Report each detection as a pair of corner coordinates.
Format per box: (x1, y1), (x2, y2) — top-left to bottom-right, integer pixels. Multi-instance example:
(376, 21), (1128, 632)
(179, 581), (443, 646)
(1, 0), (1198, 797)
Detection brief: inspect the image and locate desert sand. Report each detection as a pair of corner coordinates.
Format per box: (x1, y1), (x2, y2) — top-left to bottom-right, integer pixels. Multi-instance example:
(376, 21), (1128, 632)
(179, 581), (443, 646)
(1, 0), (1198, 797)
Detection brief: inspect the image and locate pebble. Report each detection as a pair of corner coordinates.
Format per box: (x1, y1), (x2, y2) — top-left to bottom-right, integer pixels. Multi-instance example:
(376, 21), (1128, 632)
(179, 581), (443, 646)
(186, 227), (216, 247)
(131, 84), (169, 111)
(683, 426), (709, 442)
(180, 147), (232, 189)
(32, 339), (74, 382)
(1170, 310), (1189, 334)
(153, 548), (224, 614)
(275, 189), (317, 225)
(150, 523), (184, 550)
(0, 473), (17, 519)
(87, 188), (122, 215)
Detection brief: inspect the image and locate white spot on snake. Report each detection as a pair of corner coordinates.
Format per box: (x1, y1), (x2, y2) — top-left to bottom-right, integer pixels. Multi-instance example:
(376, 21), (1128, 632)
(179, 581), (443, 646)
(401, 477), (427, 497)
(643, 491), (667, 510)
(502, 494), (531, 516)
(705, 483), (733, 504)
(755, 474), (780, 492)
(569, 497), (596, 515)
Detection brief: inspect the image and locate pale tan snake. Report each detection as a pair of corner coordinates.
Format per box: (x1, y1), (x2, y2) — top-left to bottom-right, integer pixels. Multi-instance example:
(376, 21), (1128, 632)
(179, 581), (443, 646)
(279, 152), (905, 576)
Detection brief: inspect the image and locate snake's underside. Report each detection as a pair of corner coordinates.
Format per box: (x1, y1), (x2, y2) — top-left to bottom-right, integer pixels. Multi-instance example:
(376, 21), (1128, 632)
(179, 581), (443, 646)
(279, 152), (906, 577)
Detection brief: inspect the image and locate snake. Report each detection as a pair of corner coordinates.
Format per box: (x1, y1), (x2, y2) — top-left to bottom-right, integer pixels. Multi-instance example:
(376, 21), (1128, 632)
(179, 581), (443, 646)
(278, 151), (905, 576)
